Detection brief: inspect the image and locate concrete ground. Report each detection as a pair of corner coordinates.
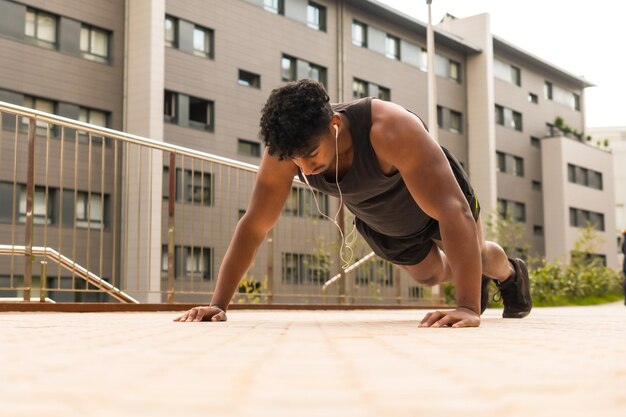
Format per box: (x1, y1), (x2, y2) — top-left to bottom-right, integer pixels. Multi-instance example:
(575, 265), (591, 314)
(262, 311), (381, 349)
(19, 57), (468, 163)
(1, 304), (625, 417)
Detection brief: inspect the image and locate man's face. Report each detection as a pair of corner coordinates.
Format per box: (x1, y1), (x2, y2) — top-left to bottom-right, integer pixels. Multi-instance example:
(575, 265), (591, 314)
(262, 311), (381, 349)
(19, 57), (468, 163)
(291, 130), (336, 176)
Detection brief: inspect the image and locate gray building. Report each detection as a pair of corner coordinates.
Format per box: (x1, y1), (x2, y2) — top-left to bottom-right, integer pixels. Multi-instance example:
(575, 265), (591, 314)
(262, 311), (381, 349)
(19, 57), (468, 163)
(0, 0), (616, 303)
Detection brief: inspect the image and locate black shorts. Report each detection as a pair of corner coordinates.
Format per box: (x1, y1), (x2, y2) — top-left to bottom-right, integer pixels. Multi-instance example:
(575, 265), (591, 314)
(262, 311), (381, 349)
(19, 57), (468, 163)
(356, 149), (480, 266)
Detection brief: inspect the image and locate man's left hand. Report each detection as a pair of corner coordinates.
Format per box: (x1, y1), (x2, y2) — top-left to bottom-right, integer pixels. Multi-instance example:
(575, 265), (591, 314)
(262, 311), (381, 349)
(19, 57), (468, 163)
(418, 307), (480, 328)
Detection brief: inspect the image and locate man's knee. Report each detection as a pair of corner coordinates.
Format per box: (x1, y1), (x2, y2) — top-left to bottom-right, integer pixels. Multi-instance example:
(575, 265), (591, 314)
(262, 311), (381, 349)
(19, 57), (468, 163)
(398, 265), (441, 286)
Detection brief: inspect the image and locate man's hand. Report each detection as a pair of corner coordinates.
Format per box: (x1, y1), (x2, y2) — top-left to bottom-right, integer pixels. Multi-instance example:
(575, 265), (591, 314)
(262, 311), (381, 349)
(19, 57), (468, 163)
(418, 307), (480, 328)
(173, 306), (227, 322)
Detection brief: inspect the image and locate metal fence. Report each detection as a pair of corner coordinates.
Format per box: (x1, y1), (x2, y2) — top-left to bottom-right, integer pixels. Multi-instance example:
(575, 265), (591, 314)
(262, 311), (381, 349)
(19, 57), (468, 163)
(0, 101), (438, 306)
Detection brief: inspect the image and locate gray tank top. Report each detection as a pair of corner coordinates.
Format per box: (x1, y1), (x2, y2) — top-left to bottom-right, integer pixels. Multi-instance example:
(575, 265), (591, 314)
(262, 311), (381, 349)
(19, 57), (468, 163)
(297, 97), (433, 238)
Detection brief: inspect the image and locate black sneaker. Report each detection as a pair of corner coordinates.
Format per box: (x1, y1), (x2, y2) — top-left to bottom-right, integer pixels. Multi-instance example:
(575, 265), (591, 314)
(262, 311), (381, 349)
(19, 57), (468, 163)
(495, 258), (532, 318)
(480, 275), (492, 315)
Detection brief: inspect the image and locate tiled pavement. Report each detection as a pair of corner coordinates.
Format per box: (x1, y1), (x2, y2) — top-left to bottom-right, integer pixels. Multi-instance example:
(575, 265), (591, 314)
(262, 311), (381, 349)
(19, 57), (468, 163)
(1, 304), (625, 417)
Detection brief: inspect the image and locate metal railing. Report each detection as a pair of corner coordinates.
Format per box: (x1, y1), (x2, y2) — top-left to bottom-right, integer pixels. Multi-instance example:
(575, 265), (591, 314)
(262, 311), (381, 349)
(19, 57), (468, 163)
(0, 101), (438, 306)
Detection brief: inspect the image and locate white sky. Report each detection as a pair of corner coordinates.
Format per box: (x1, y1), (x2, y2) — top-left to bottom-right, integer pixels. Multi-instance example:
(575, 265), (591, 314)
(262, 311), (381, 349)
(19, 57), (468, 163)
(378, 0), (625, 128)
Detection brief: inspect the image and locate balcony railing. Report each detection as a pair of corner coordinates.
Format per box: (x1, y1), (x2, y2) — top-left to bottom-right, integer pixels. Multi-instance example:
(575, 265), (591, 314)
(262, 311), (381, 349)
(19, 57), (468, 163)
(0, 101), (438, 306)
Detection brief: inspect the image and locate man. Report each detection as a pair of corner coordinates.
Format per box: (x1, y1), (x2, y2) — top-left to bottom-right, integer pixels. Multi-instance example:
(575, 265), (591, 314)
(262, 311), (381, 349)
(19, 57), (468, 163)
(175, 79), (532, 327)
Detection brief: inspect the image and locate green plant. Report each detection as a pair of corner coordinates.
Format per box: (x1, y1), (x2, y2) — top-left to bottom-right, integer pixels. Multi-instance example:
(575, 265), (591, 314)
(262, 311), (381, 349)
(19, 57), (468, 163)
(237, 274), (268, 303)
(554, 116), (564, 128)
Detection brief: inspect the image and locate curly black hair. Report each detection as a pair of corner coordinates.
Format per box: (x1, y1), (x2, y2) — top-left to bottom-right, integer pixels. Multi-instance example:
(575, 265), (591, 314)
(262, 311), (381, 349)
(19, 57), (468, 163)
(259, 79), (333, 160)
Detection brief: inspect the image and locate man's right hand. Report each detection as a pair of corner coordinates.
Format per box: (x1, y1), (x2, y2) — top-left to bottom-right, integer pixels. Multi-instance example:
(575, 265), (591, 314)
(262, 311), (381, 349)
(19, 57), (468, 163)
(173, 306), (227, 322)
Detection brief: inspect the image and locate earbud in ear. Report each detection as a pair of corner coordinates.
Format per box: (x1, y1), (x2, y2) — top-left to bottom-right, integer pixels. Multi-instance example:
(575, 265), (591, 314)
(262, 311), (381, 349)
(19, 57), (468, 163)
(333, 125), (339, 138)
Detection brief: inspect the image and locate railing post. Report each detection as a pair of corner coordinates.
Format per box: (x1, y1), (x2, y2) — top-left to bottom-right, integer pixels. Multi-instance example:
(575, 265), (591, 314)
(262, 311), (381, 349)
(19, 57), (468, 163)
(40, 260), (47, 302)
(167, 153), (176, 303)
(24, 118), (36, 301)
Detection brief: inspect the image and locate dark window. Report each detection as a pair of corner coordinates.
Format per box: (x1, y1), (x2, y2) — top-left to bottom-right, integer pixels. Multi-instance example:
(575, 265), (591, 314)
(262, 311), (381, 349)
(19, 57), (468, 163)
(164, 90), (177, 122)
(567, 163), (603, 190)
(75, 191), (107, 229)
(512, 111), (523, 131)
(284, 187), (328, 218)
(449, 60), (461, 82)
(449, 110), (462, 133)
(533, 225), (544, 236)
(378, 87), (391, 101)
(307, 2), (326, 31)
(281, 252), (329, 285)
(353, 78), (368, 99)
(528, 93), (538, 104)
(188, 96), (214, 131)
(573, 93), (580, 111)
(530, 136), (541, 148)
(173, 168), (212, 206)
(162, 245), (213, 280)
(238, 70), (261, 88)
(19, 185), (55, 225)
(238, 139), (261, 157)
(569, 207), (605, 231)
(498, 199), (526, 222)
(307, 62), (327, 87)
(496, 151), (506, 172)
(409, 286), (424, 299)
(355, 259), (393, 287)
(513, 156), (524, 177)
(532, 180), (542, 191)
(495, 105), (504, 125)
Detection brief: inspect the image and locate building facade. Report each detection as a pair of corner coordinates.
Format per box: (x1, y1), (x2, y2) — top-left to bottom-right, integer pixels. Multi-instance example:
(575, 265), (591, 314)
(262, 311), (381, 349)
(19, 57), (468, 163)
(0, 0), (616, 303)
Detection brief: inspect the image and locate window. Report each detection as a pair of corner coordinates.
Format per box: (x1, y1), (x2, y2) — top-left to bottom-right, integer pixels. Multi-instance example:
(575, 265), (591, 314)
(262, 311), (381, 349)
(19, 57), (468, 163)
(284, 187), (328, 218)
(281, 252), (329, 285)
(162, 245), (212, 280)
(307, 2), (326, 31)
(165, 16), (178, 47)
(174, 168), (212, 206)
(494, 58), (520, 86)
(281, 55), (296, 81)
(164, 90), (177, 122)
(544, 81), (553, 100)
(533, 225), (544, 236)
(528, 93), (538, 104)
(238, 70), (261, 88)
(437, 106), (463, 134)
(495, 104), (522, 131)
(532, 180), (542, 191)
(264, 0), (285, 14)
(238, 139), (261, 157)
(530, 136), (541, 148)
(355, 259), (393, 287)
(498, 199), (526, 222)
(192, 25), (213, 58)
(570, 251), (606, 267)
(378, 87), (391, 101)
(572, 93), (580, 111)
(496, 151), (506, 173)
(436, 55), (461, 82)
(19, 185), (53, 225)
(409, 286), (424, 299)
(385, 34), (400, 60)
(76, 192), (105, 229)
(567, 163), (603, 190)
(569, 207), (604, 231)
(352, 21), (367, 47)
(449, 61), (461, 82)
(80, 25), (109, 62)
(79, 108), (108, 128)
(307, 62), (327, 86)
(353, 78), (367, 99)
(496, 151), (524, 177)
(281, 55), (327, 88)
(22, 96), (55, 132)
(25, 8), (57, 47)
(188, 96), (214, 131)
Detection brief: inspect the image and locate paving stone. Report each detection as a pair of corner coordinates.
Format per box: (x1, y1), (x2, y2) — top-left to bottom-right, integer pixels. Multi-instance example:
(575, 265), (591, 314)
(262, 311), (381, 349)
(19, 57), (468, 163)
(1, 304), (625, 416)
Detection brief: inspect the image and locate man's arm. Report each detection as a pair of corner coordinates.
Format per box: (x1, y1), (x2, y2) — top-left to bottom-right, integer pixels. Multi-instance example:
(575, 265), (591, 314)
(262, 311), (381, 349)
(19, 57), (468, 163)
(174, 151), (297, 322)
(371, 100), (481, 326)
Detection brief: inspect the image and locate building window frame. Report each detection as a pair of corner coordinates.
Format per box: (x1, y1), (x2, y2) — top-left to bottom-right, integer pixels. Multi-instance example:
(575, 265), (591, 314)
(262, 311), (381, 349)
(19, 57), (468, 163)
(80, 24), (110, 63)
(237, 139), (261, 158)
(307, 1), (326, 31)
(165, 15), (178, 48)
(352, 20), (367, 47)
(238, 69), (261, 88)
(192, 25), (214, 59)
(385, 34), (400, 60)
(25, 8), (57, 48)
(264, 0), (285, 15)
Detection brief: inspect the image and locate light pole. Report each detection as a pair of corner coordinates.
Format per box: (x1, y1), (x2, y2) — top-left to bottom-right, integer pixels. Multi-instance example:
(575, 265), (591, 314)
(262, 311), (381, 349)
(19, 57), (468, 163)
(426, 0), (438, 141)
